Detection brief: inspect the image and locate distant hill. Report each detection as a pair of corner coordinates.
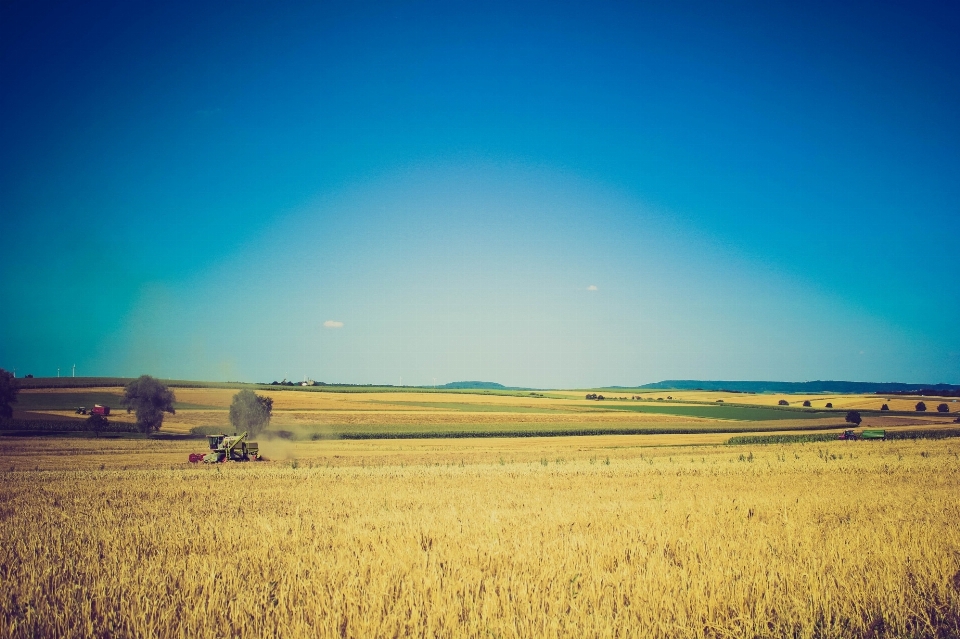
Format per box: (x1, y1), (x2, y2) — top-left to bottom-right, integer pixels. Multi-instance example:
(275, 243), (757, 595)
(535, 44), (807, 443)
(635, 380), (960, 394)
(439, 381), (508, 390)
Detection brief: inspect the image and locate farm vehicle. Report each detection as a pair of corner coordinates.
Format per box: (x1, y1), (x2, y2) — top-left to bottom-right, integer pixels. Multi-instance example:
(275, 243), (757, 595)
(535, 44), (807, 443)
(75, 404), (110, 416)
(838, 429), (886, 441)
(188, 431), (261, 463)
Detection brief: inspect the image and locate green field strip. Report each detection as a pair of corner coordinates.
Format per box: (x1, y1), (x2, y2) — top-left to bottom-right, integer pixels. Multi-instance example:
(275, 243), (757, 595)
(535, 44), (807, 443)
(583, 403), (835, 421)
(227, 420), (849, 440)
(728, 428), (960, 445)
(328, 422), (847, 439)
(363, 400), (568, 413)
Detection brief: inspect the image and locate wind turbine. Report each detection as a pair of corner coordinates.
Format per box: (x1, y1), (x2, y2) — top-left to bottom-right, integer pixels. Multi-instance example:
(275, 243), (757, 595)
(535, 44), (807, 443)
(72, 364), (76, 378)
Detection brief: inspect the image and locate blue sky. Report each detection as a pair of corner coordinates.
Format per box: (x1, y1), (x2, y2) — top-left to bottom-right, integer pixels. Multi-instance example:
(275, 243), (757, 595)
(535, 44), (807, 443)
(2, 0), (958, 386)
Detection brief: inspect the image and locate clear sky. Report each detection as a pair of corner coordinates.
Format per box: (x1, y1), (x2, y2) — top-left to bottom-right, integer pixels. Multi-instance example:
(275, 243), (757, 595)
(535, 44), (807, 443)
(2, 0), (958, 387)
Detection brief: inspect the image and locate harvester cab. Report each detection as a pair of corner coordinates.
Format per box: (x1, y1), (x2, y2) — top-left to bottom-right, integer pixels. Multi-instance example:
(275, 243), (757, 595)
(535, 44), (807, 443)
(189, 431), (261, 463)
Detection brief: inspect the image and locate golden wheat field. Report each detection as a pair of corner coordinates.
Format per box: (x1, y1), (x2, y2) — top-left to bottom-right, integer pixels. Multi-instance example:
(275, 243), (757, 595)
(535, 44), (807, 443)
(2, 435), (959, 638)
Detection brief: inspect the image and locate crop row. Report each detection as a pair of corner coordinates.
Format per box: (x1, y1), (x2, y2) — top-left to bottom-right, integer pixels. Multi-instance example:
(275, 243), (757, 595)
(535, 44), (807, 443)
(728, 428), (960, 445)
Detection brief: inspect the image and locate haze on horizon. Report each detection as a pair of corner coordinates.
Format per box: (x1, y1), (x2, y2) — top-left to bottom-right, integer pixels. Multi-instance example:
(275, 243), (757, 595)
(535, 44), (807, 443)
(2, 1), (958, 388)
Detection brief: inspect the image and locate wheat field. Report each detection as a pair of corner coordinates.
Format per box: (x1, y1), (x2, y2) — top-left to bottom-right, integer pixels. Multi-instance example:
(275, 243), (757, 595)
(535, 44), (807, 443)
(2, 436), (959, 638)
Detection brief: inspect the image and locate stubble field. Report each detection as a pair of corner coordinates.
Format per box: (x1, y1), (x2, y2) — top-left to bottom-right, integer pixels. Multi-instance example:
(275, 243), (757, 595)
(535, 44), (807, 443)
(2, 435), (959, 638)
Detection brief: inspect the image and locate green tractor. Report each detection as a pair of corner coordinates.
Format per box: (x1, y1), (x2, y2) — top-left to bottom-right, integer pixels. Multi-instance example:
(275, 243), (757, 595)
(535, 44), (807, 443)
(189, 431), (261, 463)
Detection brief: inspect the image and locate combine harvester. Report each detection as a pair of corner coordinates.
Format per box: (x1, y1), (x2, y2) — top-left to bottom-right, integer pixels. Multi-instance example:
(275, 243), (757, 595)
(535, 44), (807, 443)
(75, 404), (110, 416)
(189, 432), (262, 463)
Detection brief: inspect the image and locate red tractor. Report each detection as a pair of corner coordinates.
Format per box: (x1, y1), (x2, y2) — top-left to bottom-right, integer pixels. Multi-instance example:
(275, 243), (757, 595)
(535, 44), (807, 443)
(837, 429), (858, 440)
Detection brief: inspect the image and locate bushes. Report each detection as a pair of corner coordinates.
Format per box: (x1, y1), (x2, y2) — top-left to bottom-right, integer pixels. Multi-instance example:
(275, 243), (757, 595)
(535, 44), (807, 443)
(778, 400), (789, 406)
(937, 403), (950, 413)
(916, 401), (927, 412)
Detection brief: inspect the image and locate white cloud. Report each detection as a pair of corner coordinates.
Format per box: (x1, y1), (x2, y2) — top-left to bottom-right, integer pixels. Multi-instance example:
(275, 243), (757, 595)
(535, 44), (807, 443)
(587, 285), (598, 291)
(323, 320), (344, 329)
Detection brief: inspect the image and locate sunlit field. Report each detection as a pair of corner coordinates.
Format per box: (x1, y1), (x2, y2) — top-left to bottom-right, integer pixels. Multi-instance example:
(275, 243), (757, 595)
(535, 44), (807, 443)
(12, 386), (958, 437)
(2, 436), (959, 638)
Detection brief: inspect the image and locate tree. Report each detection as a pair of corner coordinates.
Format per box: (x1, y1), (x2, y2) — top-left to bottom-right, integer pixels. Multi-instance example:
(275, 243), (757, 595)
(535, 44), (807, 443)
(845, 411), (862, 426)
(802, 400), (811, 407)
(825, 402), (833, 408)
(86, 413), (109, 438)
(916, 401), (927, 412)
(229, 390), (273, 437)
(880, 404), (889, 411)
(938, 403), (950, 413)
(122, 375), (175, 433)
(778, 399), (789, 406)
(0, 368), (18, 420)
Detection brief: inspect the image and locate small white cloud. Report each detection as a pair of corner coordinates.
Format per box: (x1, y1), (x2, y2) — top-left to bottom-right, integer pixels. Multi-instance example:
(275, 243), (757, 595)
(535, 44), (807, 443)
(323, 320), (344, 329)
(587, 285), (598, 291)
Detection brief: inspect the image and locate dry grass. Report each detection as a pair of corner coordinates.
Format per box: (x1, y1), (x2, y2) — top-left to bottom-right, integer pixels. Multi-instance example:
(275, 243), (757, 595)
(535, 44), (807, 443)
(1, 436), (959, 638)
